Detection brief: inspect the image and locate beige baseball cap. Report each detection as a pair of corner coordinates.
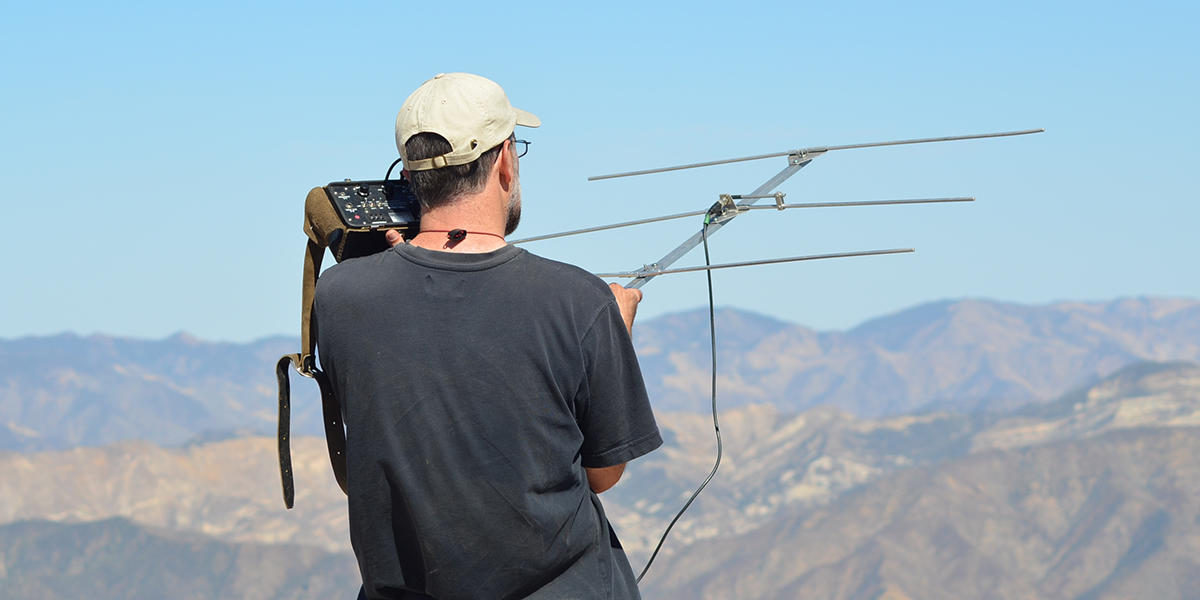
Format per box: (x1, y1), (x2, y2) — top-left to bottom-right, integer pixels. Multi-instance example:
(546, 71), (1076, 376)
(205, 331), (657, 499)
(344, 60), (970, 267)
(395, 72), (541, 171)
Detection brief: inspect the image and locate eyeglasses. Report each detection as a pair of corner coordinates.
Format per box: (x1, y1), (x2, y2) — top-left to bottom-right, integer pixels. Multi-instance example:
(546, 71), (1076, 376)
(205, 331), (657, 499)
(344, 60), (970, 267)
(511, 139), (530, 158)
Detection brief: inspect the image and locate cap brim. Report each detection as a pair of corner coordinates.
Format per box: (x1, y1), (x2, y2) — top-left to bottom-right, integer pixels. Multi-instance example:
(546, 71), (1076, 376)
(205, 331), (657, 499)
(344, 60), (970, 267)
(514, 107), (541, 128)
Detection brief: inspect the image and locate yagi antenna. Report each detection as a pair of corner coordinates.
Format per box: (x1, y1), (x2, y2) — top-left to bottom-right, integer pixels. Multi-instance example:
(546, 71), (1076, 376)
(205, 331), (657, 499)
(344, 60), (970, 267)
(513, 127), (1044, 289)
(518, 126), (1043, 583)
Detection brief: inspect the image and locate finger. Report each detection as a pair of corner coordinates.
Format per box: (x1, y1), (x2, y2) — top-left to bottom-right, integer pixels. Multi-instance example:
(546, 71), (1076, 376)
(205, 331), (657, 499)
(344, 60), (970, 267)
(385, 230), (404, 246)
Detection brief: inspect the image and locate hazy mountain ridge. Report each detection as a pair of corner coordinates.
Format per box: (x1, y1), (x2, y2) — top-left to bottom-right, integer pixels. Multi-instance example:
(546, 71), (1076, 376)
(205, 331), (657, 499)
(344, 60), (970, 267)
(3, 361), (1196, 570)
(974, 361), (1200, 452)
(0, 436), (349, 552)
(638, 296), (1200, 415)
(0, 332), (320, 449)
(0, 517), (358, 600)
(11, 430), (1196, 599)
(608, 361), (1200, 561)
(4, 297), (1200, 598)
(4, 296), (1198, 450)
(640, 426), (1200, 599)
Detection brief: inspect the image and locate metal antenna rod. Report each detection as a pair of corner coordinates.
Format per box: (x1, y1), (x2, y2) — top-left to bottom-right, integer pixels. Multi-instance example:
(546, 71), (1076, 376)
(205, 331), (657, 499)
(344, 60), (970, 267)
(511, 197), (973, 245)
(595, 248), (914, 279)
(512, 208), (712, 244)
(588, 128), (1044, 181)
(626, 158), (810, 289)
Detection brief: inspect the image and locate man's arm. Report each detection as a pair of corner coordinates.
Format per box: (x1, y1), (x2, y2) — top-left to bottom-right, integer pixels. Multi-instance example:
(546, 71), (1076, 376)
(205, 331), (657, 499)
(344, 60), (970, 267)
(586, 463), (626, 494)
(607, 283), (642, 336)
(583, 283), (644, 493)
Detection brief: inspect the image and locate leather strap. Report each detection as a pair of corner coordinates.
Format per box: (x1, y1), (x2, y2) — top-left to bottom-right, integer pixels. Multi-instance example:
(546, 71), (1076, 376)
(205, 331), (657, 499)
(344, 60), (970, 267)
(299, 239), (323, 370)
(276, 194), (350, 509)
(276, 354), (299, 509)
(315, 368), (348, 495)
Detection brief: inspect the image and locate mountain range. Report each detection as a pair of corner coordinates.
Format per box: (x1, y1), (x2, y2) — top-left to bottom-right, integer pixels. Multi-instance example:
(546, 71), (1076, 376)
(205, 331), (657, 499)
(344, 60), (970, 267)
(3, 360), (1198, 599)
(0, 517), (358, 600)
(643, 424), (1200, 599)
(0, 332), (303, 450)
(4, 296), (1200, 598)
(634, 361), (1200, 599)
(636, 296), (1200, 415)
(3, 296), (1198, 450)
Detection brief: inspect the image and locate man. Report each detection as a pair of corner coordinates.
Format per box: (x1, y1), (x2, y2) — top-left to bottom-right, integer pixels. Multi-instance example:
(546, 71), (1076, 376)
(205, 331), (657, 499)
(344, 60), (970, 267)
(314, 72), (662, 599)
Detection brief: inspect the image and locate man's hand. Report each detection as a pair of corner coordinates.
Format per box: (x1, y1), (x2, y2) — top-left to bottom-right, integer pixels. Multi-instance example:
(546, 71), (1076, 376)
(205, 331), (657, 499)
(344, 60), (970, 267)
(608, 283), (643, 336)
(385, 230), (405, 247)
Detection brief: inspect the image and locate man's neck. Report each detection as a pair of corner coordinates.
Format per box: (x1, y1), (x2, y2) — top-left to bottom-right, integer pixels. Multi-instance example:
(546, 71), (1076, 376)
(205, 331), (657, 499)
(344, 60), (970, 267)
(409, 195), (507, 253)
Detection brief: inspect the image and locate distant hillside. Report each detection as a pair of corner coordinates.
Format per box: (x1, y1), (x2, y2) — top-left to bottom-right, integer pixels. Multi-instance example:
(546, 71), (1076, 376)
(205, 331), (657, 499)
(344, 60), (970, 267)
(2, 361), (1196, 598)
(641, 426), (1200, 600)
(2, 297), (1198, 449)
(0, 332), (319, 449)
(1, 361), (1196, 598)
(3, 361), (1196, 568)
(0, 518), (358, 600)
(608, 360), (1200, 562)
(0, 435), (350, 553)
(638, 296), (1200, 415)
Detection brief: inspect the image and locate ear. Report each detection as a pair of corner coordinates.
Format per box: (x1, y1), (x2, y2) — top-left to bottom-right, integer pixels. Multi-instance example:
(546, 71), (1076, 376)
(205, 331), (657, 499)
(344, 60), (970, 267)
(495, 139), (516, 191)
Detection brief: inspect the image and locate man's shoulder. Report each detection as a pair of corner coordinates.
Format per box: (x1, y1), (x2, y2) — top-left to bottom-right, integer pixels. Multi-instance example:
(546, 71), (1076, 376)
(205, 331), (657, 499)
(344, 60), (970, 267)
(313, 249), (394, 307)
(313, 246), (614, 307)
(516, 250), (615, 302)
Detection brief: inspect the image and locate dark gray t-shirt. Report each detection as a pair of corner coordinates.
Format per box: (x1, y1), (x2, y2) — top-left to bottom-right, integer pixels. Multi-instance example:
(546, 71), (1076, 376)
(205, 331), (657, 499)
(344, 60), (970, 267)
(314, 243), (662, 600)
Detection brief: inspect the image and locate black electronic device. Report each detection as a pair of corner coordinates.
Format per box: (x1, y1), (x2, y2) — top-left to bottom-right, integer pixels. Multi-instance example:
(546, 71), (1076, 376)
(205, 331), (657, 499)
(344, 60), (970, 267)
(320, 176), (421, 261)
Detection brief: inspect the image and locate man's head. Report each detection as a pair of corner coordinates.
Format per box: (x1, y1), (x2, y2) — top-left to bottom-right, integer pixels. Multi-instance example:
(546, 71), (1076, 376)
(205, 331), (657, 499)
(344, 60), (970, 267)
(396, 73), (539, 228)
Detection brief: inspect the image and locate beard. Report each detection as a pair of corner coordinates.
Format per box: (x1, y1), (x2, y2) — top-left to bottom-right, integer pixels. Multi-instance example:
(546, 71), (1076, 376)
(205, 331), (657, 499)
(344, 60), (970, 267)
(504, 177), (522, 236)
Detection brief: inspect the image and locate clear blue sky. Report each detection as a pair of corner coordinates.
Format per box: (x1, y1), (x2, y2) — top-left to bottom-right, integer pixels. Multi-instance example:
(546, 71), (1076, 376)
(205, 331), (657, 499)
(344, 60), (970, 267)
(2, 1), (1196, 341)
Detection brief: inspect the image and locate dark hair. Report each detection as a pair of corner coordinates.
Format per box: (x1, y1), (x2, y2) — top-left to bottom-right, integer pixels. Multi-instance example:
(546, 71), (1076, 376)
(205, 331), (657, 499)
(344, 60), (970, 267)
(404, 133), (505, 210)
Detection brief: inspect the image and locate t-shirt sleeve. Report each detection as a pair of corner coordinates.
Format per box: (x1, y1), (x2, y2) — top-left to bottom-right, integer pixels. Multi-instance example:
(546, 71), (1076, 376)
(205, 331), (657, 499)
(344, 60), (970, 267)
(576, 300), (663, 469)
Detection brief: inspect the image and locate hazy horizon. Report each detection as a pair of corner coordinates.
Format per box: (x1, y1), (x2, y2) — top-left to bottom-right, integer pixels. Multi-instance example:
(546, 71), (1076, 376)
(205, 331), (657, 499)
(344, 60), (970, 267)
(4, 294), (1196, 344)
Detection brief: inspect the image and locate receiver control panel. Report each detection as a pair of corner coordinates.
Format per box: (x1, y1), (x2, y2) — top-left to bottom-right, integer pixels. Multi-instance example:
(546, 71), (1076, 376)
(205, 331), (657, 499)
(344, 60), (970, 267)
(322, 177), (422, 262)
(325, 178), (420, 230)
